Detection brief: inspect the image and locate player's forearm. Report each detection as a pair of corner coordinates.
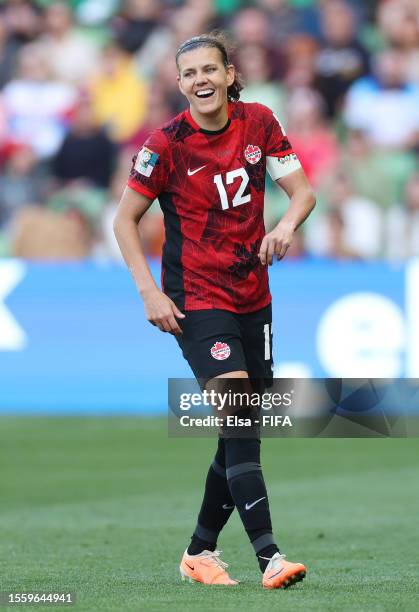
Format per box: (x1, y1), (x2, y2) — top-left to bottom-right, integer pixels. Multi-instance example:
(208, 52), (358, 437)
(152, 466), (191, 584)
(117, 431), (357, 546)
(279, 187), (316, 231)
(113, 217), (158, 297)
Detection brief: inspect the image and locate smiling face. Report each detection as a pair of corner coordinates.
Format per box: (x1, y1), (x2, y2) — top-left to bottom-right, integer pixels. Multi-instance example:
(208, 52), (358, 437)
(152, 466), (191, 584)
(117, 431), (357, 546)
(177, 46), (235, 129)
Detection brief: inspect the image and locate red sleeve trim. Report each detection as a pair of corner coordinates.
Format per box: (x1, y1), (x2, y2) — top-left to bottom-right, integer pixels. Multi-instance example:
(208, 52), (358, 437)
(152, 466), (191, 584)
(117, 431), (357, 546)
(267, 150), (294, 158)
(127, 179), (157, 200)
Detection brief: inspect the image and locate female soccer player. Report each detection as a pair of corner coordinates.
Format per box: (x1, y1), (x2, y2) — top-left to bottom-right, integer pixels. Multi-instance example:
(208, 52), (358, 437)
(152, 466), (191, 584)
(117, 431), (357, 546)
(114, 33), (315, 589)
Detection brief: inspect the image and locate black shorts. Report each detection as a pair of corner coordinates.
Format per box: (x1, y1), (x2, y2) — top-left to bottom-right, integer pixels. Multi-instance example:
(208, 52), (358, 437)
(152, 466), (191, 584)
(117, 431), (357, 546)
(176, 304), (273, 386)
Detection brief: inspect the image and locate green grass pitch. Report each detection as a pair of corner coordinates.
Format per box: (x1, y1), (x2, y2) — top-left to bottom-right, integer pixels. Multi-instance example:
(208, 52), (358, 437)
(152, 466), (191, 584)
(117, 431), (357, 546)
(1, 417), (418, 611)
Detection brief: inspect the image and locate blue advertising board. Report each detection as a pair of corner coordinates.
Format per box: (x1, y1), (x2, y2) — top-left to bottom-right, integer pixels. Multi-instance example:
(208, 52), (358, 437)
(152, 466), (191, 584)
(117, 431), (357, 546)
(0, 258), (418, 414)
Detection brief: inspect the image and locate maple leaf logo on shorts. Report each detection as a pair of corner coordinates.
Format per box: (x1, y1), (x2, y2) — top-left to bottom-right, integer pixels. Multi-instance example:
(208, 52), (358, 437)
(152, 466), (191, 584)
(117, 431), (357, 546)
(210, 342), (231, 360)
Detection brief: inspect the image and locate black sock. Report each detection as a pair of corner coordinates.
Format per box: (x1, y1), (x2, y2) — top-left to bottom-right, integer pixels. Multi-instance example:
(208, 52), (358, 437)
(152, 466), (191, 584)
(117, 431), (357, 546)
(257, 544), (280, 572)
(188, 437), (235, 555)
(224, 436), (279, 569)
(187, 536), (216, 555)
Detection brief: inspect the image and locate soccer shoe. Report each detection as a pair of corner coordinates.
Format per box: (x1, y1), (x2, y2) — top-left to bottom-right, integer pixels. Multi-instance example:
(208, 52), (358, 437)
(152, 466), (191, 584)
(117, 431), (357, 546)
(262, 552), (306, 589)
(179, 549), (239, 585)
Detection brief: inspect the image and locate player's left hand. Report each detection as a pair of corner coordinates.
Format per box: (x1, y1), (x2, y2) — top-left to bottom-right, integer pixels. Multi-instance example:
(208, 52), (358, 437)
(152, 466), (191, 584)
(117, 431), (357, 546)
(258, 220), (295, 265)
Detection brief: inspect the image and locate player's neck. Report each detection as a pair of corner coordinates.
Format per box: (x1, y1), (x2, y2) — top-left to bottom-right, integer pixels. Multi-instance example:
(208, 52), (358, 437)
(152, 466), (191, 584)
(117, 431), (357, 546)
(189, 105), (229, 132)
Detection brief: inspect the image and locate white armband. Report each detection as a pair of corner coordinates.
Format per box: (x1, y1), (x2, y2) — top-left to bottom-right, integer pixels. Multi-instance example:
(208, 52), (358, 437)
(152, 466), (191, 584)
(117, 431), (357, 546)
(266, 154), (301, 181)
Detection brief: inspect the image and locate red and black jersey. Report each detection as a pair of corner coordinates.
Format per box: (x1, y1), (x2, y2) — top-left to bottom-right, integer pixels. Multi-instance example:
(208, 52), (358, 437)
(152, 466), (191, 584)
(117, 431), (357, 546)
(128, 101), (301, 313)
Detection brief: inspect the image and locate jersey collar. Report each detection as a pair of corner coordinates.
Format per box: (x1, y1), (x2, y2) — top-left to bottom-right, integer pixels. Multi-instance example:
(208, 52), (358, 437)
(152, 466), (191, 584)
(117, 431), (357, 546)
(185, 103), (232, 135)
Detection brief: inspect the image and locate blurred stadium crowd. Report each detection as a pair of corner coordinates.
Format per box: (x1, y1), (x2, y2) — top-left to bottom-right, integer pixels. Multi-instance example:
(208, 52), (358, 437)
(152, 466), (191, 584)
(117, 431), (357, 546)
(0, 0), (419, 261)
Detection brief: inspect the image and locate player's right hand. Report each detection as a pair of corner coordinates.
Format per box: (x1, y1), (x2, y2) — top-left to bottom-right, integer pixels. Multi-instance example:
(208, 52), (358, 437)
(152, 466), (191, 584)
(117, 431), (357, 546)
(142, 288), (185, 335)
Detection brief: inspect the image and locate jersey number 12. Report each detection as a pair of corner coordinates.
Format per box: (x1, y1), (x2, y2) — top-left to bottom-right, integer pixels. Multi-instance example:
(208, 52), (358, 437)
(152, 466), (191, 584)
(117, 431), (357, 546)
(214, 168), (251, 210)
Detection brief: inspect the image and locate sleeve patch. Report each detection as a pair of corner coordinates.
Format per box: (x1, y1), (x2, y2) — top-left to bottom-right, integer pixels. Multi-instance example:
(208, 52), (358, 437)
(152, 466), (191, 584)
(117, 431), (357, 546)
(134, 147), (160, 177)
(266, 154), (302, 181)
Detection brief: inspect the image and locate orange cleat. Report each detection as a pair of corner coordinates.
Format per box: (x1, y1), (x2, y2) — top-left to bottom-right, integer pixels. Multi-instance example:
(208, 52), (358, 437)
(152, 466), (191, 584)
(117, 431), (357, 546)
(179, 549), (239, 585)
(262, 552), (306, 589)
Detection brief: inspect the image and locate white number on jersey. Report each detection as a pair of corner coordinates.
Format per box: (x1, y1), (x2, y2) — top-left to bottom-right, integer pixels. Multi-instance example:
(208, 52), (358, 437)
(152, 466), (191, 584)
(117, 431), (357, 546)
(263, 323), (271, 360)
(214, 168), (251, 210)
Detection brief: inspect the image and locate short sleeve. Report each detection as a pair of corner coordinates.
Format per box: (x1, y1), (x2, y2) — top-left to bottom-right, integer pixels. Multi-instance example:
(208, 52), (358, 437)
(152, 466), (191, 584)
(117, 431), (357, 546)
(260, 105), (302, 181)
(127, 129), (170, 199)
